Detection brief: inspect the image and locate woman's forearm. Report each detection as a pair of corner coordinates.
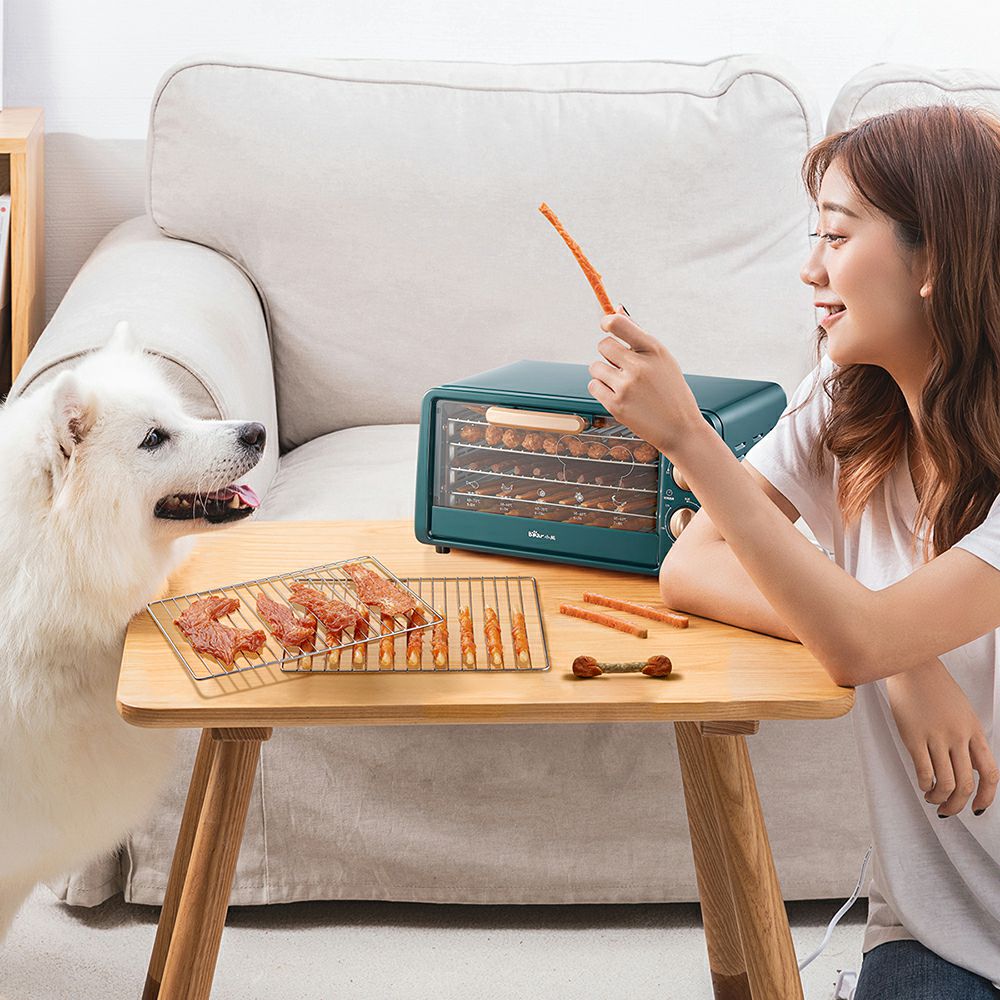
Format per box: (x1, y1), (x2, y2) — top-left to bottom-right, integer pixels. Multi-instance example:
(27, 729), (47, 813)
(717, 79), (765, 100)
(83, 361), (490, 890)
(661, 539), (801, 643)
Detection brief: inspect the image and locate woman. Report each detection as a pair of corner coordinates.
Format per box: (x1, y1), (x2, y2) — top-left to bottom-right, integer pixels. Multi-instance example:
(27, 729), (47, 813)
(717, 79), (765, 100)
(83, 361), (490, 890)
(588, 104), (1000, 997)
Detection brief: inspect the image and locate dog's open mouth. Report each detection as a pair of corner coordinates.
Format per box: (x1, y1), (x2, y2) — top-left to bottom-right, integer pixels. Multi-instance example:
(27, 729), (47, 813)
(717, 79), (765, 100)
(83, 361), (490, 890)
(154, 484), (261, 524)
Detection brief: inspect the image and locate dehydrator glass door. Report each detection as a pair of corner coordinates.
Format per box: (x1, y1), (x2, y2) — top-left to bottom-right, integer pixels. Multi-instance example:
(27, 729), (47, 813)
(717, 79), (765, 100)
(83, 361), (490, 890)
(433, 400), (660, 533)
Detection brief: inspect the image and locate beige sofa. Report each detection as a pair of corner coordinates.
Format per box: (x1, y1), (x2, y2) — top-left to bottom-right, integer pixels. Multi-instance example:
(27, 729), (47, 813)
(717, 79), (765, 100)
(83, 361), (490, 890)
(13, 55), (1000, 909)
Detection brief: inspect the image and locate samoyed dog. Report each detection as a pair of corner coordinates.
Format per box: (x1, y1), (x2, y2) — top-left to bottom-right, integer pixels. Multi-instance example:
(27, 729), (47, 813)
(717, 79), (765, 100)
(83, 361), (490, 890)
(0, 322), (266, 943)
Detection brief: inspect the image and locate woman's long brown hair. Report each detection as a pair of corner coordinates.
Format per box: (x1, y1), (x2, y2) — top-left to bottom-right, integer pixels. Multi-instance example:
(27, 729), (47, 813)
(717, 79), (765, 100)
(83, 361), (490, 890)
(793, 103), (1000, 563)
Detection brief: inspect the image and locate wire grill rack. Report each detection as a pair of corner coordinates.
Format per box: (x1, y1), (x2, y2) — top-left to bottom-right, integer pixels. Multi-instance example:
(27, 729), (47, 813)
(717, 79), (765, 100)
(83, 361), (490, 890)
(147, 558), (549, 680)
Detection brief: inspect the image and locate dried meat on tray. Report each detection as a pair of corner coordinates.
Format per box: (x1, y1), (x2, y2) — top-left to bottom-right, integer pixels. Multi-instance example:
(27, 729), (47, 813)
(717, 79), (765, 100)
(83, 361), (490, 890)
(342, 562), (418, 616)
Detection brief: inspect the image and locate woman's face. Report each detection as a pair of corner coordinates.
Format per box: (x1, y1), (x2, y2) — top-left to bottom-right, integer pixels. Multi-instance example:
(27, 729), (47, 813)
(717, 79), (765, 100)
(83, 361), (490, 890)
(800, 159), (932, 374)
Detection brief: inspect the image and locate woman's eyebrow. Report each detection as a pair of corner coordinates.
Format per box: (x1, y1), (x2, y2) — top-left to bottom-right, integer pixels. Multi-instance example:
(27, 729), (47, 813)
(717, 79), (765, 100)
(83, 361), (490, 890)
(820, 200), (860, 219)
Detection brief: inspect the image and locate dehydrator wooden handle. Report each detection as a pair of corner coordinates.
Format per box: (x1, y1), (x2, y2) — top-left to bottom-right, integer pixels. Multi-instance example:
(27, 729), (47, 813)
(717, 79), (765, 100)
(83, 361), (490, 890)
(485, 406), (588, 434)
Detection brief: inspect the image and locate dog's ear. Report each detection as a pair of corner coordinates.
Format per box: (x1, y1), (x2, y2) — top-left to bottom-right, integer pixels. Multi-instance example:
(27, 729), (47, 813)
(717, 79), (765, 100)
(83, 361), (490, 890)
(105, 319), (140, 354)
(51, 370), (97, 458)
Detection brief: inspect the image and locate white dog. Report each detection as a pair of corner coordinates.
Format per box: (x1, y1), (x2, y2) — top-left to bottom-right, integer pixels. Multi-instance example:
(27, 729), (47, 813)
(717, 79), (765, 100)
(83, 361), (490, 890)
(0, 322), (265, 943)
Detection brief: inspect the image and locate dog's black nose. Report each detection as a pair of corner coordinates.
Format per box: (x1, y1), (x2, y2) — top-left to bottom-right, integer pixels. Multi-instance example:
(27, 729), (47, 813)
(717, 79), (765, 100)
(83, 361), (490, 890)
(239, 422), (266, 450)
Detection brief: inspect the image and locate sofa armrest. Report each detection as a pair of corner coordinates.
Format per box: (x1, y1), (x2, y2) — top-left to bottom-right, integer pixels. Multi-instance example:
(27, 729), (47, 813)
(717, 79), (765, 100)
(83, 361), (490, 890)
(10, 215), (279, 497)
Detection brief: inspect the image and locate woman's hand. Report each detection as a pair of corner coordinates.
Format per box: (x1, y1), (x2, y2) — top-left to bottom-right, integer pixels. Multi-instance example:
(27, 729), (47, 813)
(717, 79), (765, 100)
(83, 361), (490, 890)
(587, 307), (706, 459)
(885, 660), (998, 817)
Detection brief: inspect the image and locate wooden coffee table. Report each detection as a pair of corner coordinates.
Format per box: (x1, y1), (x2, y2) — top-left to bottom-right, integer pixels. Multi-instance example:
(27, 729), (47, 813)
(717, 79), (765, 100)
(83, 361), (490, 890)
(121, 520), (853, 1000)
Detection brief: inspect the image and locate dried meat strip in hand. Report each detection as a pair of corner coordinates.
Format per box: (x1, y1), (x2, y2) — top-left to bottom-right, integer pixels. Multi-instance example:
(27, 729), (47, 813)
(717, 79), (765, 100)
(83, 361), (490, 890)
(342, 563), (418, 616)
(174, 595), (266, 668)
(255, 593), (318, 649)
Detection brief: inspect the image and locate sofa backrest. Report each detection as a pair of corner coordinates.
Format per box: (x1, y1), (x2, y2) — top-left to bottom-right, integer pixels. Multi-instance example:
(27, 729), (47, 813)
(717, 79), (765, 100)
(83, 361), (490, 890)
(146, 55), (822, 452)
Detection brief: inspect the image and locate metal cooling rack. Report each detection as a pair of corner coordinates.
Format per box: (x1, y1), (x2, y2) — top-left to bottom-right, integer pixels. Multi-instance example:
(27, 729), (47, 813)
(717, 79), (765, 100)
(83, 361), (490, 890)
(147, 560), (549, 679)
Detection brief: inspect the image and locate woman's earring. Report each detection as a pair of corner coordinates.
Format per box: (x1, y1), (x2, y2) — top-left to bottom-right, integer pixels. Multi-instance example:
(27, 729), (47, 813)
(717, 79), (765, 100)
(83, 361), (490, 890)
(920, 282), (932, 298)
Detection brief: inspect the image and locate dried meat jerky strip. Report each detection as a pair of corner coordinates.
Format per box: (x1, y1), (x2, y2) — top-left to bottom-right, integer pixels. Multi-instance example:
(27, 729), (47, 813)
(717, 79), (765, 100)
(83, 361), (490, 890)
(255, 593), (318, 650)
(342, 563), (418, 616)
(174, 595), (266, 668)
(538, 202), (615, 314)
(558, 603), (648, 638)
(582, 593), (689, 628)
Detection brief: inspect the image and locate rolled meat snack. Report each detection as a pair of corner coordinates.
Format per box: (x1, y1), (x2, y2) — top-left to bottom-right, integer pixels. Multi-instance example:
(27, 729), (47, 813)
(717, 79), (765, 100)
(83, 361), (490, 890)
(511, 611), (530, 667)
(609, 445), (633, 462)
(566, 437), (588, 457)
(521, 432), (545, 451)
(459, 424), (485, 443)
(485, 425), (504, 446)
(542, 436), (566, 455)
(406, 610), (426, 669)
(587, 443), (610, 460)
(432, 615), (449, 668)
(634, 442), (658, 463)
(484, 607), (504, 667)
(459, 606), (477, 667)
(379, 613), (396, 669)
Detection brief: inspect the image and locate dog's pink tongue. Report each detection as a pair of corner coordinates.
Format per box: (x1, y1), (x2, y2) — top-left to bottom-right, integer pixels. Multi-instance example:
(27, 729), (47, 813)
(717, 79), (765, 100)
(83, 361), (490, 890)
(233, 484), (260, 508)
(206, 484), (261, 508)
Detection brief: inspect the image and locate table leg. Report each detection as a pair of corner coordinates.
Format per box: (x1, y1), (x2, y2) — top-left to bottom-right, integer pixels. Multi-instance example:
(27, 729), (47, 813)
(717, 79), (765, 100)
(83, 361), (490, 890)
(153, 727), (272, 1000)
(674, 721), (803, 1000)
(675, 722), (750, 999)
(143, 730), (218, 1000)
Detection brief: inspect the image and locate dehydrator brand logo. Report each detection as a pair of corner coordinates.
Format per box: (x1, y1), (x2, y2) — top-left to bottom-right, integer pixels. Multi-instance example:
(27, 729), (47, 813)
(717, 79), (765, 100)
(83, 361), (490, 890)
(528, 529), (556, 542)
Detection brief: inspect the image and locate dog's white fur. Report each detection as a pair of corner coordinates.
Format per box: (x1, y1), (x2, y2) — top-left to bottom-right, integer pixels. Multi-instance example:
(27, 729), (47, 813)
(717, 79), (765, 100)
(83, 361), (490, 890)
(0, 323), (264, 943)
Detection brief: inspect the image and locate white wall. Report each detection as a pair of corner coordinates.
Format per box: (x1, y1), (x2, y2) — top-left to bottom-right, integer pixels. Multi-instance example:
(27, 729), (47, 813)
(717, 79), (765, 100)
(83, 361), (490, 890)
(4, 0), (997, 324)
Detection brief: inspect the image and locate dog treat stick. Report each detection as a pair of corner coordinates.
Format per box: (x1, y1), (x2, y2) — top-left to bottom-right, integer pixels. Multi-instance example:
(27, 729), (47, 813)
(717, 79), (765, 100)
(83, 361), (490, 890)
(582, 593), (690, 628)
(352, 618), (370, 669)
(406, 610), (426, 669)
(538, 202), (615, 315)
(572, 655), (673, 678)
(511, 611), (530, 667)
(379, 614), (396, 669)
(484, 607), (504, 667)
(459, 606), (477, 667)
(432, 614), (450, 669)
(558, 603), (647, 638)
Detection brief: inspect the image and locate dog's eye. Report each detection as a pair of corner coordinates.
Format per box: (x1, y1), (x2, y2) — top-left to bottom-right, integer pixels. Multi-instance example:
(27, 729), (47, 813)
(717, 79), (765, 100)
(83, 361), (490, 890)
(139, 428), (169, 450)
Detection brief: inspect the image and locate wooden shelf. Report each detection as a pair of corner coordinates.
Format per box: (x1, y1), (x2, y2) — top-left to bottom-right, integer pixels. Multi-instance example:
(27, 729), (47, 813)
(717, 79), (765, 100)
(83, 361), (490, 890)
(0, 107), (44, 391)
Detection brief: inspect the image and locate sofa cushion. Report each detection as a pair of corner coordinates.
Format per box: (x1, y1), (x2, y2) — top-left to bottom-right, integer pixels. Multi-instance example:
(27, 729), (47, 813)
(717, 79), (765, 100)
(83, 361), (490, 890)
(257, 424), (420, 521)
(828, 62), (1000, 132)
(147, 55), (822, 451)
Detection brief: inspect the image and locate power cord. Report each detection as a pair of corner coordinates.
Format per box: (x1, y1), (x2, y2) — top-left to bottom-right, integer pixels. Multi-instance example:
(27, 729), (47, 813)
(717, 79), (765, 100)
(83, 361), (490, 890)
(795, 843), (873, 999)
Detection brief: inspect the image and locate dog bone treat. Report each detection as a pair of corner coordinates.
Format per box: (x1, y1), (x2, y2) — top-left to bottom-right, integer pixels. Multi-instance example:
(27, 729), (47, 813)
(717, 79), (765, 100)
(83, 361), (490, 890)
(538, 202), (615, 314)
(432, 614), (450, 668)
(511, 611), (530, 666)
(484, 607), (504, 667)
(343, 563), (418, 616)
(582, 592), (689, 628)
(174, 596), (267, 668)
(406, 610), (426, 669)
(572, 655), (672, 678)
(379, 613), (396, 669)
(255, 593), (318, 650)
(558, 603), (648, 638)
(459, 606), (477, 667)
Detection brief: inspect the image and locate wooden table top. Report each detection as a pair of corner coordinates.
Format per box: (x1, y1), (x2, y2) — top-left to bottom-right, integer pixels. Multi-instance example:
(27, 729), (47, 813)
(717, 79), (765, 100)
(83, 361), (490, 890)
(117, 520), (854, 728)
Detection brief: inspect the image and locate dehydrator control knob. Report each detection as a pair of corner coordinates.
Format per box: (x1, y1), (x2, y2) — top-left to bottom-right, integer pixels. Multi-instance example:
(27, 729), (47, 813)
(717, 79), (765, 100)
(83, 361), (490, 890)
(668, 507), (696, 540)
(671, 465), (690, 491)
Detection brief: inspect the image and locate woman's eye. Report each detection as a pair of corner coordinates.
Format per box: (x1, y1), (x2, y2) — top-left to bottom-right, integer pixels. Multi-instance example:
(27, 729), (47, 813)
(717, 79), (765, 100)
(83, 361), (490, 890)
(140, 428), (169, 450)
(809, 231), (846, 246)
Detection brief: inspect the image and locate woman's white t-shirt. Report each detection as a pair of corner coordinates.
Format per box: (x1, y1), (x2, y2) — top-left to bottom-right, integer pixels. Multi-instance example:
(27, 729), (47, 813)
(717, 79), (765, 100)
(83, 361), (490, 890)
(743, 353), (1000, 988)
